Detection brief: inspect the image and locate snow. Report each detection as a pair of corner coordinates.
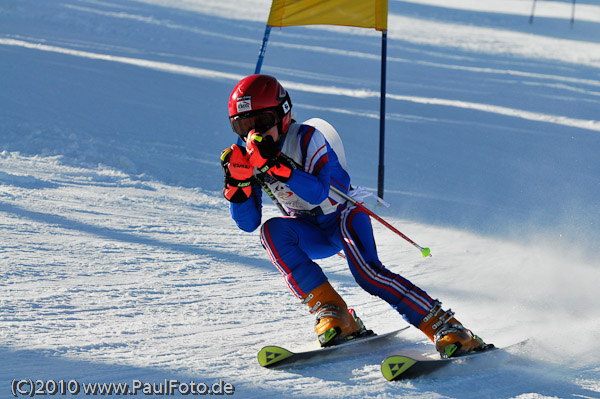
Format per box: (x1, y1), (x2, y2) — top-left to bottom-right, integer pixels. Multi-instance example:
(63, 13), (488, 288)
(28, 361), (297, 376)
(1, 0), (599, 398)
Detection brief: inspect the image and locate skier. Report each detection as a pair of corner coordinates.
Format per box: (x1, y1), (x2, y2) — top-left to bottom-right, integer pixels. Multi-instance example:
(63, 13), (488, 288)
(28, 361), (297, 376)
(220, 74), (489, 358)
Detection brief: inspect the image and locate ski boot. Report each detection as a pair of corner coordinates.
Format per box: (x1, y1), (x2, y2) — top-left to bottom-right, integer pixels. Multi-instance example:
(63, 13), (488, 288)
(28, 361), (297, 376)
(302, 281), (370, 347)
(418, 300), (492, 358)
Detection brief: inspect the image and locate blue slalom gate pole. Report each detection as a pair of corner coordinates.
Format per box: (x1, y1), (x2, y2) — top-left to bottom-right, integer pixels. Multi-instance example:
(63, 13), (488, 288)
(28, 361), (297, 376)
(529, 0), (537, 24)
(237, 25), (272, 146)
(255, 25), (272, 74)
(377, 30), (387, 199)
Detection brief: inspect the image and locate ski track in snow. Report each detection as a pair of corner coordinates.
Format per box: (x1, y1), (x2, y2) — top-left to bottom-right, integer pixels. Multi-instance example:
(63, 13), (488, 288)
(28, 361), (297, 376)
(1, 0), (600, 398)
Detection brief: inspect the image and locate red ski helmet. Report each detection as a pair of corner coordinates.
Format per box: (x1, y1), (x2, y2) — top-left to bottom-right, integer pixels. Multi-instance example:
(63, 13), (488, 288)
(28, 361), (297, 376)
(228, 74), (292, 139)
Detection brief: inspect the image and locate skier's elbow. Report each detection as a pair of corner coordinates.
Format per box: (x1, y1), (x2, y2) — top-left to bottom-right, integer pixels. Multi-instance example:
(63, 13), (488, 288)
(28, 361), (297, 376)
(311, 186), (329, 204)
(232, 211), (261, 232)
(236, 218), (261, 233)
(229, 200), (261, 232)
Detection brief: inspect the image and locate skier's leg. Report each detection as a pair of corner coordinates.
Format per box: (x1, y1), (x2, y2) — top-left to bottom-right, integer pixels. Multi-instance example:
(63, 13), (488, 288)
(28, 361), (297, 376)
(338, 206), (489, 357)
(260, 216), (336, 298)
(338, 205), (434, 326)
(260, 217), (361, 346)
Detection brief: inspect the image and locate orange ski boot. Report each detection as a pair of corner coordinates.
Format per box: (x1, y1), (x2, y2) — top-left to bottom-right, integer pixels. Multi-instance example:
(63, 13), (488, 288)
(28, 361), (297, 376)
(302, 281), (367, 347)
(418, 300), (491, 358)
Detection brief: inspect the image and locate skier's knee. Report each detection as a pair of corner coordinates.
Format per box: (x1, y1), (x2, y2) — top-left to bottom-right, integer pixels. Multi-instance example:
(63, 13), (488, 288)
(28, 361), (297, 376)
(261, 217), (298, 248)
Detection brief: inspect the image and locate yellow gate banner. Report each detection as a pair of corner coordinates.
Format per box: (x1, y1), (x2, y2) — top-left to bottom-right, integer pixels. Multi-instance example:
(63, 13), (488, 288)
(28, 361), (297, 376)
(267, 0), (388, 31)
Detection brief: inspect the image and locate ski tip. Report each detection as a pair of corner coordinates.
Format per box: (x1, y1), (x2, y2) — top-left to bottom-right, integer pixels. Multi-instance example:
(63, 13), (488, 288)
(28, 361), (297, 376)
(257, 346), (294, 368)
(381, 355), (417, 381)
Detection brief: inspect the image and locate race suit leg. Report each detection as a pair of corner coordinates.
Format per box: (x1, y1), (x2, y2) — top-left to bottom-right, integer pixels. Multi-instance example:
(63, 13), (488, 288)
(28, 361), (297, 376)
(337, 205), (435, 326)
(260, 216), (340, 298)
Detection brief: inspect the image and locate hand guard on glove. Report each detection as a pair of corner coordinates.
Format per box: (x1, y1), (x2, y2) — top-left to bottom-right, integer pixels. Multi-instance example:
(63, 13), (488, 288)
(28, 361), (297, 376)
(220, 144), (254, 203)
(245, 131), (295, 183)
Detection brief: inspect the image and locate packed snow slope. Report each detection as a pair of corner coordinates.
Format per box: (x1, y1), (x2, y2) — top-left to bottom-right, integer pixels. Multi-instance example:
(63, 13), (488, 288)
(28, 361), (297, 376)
(1, 0), (599, 398)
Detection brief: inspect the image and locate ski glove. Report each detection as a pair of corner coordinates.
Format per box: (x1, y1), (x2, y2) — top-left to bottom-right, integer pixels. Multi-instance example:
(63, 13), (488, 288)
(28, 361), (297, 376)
(245, 131), (295, 183)
(220, 144), (254, 203)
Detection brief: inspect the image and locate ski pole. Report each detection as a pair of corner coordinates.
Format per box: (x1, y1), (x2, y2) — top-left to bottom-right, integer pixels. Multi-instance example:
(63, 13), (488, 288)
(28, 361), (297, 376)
(252, 176), (289, 216)
(330, 185), (432, 258)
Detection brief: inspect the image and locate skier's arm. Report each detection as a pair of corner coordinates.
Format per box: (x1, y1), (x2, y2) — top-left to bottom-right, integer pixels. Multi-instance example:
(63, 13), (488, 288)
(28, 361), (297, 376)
(285, 130), (338, 204)
(229, 184), (262, 232)
(285, 161), (331, 205)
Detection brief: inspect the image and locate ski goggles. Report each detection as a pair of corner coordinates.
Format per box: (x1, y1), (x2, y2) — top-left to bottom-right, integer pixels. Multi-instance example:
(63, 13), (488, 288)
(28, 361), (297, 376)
(230, 110), (278, 139)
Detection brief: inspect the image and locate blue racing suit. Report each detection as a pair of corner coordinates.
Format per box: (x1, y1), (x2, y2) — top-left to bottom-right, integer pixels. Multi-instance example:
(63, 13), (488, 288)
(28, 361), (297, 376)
(229, 121), (434, 326)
